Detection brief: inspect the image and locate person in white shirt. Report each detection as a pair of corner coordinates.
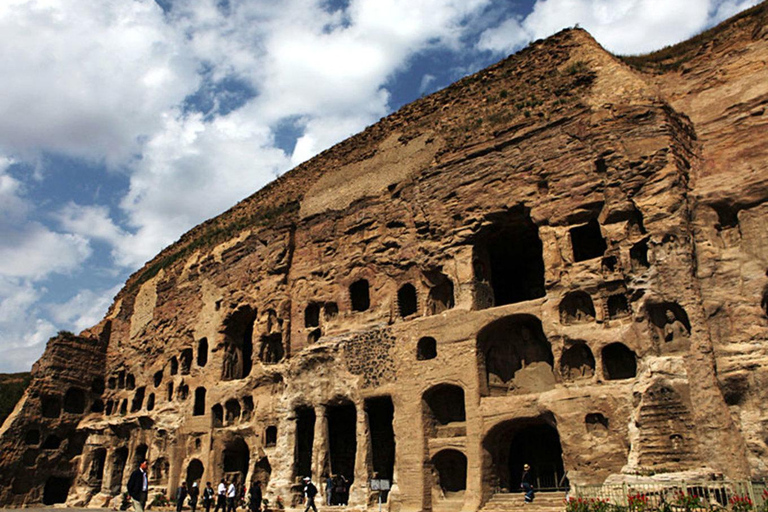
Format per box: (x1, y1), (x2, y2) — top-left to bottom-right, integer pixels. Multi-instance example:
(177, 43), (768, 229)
(214, 479), (227, 512)
(226, 480), (237, 512)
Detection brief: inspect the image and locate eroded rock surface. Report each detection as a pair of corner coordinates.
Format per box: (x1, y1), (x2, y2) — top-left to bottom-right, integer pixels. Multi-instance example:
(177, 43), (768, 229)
(1, 5), (768, 511)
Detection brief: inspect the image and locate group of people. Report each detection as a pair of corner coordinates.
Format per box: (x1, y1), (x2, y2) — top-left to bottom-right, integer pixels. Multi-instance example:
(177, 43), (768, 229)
(324, 474), (350, 506)
(207, 478), (262, 512)
(300, 474), (350, 512)
(126, 461), (263, 512)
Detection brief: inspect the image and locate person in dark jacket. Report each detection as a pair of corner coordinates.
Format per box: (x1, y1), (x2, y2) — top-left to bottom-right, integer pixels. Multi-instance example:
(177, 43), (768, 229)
(521, 463), (535, 502)
(177, 481), (188, 512)
(127, 460), (149, 512)
(248, 481), (262, 512)
(303, 477), (318, 512)
(203, 482), (215, 512)
(189, 482), (200, 512)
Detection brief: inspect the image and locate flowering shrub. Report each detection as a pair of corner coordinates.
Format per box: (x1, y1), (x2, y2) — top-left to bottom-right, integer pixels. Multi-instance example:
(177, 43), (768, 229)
(629, 493), (650, 512)
(674, 491), (703, 511)
(730, 495), (753, 512)
(565, 497), (591, 512)
(565, 497), (613, 512)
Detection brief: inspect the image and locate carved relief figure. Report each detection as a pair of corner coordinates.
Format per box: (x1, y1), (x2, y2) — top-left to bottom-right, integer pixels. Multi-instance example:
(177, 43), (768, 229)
(259, 335), (283, 364)
(222, 343), (240, 380)
(663, 310), (689, 343)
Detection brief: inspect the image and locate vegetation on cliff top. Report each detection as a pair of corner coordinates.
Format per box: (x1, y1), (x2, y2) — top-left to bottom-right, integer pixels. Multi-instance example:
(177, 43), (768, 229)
(0, 373), (31, 427)
(619, 2), (766, 73)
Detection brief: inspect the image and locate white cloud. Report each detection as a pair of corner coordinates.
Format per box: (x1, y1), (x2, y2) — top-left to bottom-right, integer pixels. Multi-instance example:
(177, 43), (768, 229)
(0, 225), (91, 279)
(48, 284), (121, 333)
(0, 0), (200, 164)
(56, 203), (127, 248)
(0, 277), (57, 372)
(476, 16), (530, 54)
(711, 0), (760, 23)
(115, 108), (291, 268)
(476, 0), (754, 56)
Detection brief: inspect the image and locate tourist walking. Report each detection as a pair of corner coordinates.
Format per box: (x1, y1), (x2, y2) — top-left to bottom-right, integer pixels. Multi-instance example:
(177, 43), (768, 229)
(127, 460), (149, 512)
(203, 482), (215, 512)
(226, 479), (237, 512)
(521, 464), (535, 503)
(189, 482), (200, 512)
(214, 479), (227, 512)
(176, 482), (188, 512)
(249, 481), (262, 512)
(303, 477), (318, 512)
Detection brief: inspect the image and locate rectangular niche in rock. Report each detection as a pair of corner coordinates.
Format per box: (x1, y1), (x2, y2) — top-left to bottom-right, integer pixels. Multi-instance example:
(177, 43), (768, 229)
(473, 206), (545, 308)
(222, 305), (256, 380)
(570, 219), (607, 262)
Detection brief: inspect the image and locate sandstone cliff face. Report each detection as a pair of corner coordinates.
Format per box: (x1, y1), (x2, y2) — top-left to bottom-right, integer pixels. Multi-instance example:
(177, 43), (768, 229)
(1, 5), (767, 511)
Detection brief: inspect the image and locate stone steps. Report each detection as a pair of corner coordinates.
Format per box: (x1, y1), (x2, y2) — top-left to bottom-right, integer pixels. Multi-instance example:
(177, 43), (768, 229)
(480, 492), (566, 512)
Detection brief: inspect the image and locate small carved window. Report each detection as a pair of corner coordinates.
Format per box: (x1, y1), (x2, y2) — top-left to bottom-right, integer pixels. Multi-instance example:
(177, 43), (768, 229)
(417, 337), (437, 361)
(193, 388), (206, 416)
(304, 303), (320, 328)
(197, 338), (208, 367)
(63, 388), (86, 414)
(350, 279), (370, 312)
(571, 219), (607, 262)
(607, 294), (630, 319)
(265, 426), (277, 447)
(585, 413), (608, 436)
(212, 404), (224, 428)
(602, 343), (637, 380)
(398, 283), (418, 318)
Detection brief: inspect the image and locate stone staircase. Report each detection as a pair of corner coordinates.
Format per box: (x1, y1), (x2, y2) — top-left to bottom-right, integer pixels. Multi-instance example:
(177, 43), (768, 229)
(480, 491), (567, 512)
(432, 495), (467, 512)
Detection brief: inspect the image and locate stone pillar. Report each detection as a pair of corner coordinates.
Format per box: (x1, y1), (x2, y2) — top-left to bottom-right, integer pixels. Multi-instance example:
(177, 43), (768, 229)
(312, 404), (327, 481)
(350, 401), (370, 506)
(389, 391), (427, 512)
(464, 368), (483, 512)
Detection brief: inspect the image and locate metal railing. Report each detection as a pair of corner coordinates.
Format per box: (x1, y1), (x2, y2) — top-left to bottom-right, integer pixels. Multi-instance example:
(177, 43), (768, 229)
(573, 480), (768, 509)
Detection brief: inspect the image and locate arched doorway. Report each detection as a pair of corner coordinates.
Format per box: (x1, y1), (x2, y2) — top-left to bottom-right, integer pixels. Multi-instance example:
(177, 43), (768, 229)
(223, 437), (249, 485)
(187, 459), (204, 485)
(477, 315), (554, 396)
(483, 416), (565, 493)
(432, 450), (467, 494)
(429, 449), (467, 512)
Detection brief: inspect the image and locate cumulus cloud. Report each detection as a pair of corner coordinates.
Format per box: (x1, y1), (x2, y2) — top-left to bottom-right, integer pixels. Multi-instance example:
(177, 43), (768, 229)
(0, 277), (57, 372)
(114, 108), (292, 268)
(476, 0), (757, 56)
(48, 284), (122, 333)
(0, 0), (200, 164)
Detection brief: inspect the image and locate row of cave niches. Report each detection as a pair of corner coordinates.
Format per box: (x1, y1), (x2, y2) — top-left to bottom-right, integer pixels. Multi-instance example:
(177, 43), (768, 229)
(100, 208), (653, 395)
(415, 305), (691, 391)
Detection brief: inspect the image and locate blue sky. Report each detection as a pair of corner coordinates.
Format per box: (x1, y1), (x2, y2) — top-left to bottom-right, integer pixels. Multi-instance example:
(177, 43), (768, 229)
(0, 0), (758, 372)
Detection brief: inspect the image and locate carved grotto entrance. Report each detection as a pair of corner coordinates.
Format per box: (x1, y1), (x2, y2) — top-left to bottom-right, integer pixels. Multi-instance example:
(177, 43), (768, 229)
(222, 437), (249, 485)
(483, 415), (566, 494)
